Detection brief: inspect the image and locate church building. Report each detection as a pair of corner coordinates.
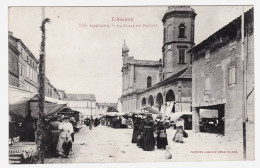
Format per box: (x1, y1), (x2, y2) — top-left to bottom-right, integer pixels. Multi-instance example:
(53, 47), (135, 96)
(120, 6), (196, 115)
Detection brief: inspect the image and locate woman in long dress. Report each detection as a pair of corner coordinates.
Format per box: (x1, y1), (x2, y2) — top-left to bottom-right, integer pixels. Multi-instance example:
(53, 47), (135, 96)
(142, 115), (155, 151)
(137, 118), (144, 148)
(56, 117), (74, 158)
(173, 117), (184, 143)
(156, 120), (168, 149)
(131, 115), (139, 143)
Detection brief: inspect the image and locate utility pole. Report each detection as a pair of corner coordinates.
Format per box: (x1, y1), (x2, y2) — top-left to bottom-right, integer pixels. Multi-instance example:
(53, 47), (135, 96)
(241, 6), (247, 160)
(35, 7), (50, 163)
(89, 98), (93, 130)
(91, 98), (93, 117)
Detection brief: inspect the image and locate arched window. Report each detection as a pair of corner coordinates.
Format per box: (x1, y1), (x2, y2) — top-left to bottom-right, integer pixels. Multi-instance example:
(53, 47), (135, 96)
(147, 76), (152, 88)
(166, 89), (175, 113)
(167, 24), (174, 41)
(178, 23), (186, 38)
(148, 95), (154, 107)
(156, 93), (163, 111)
(163, 28), (166, 42)
(142, 97), (147, 107)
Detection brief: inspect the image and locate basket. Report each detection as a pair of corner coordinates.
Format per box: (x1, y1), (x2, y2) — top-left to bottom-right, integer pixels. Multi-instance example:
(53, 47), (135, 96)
(183, 131), (188, 138)
(159, 133), (167, 138)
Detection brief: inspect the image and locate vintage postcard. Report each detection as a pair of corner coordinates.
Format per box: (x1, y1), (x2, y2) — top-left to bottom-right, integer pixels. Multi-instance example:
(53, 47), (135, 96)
(8, 6), (254, 164)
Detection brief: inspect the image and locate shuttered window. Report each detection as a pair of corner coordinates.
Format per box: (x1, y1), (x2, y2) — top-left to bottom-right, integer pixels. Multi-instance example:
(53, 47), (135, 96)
(26, 66), (29, 78)
(205, 76), (211, 91)
(229, 66), (236, 85)
(179, 50), (186, 64)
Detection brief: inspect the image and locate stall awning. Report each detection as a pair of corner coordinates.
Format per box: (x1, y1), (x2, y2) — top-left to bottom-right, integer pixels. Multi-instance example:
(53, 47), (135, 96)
(167, 111), (192, 121)
(9, 86), (68, 119)
(45, 96), (67, 104)
(106, 112), (119, 116)
(107, 107), (119, 112)
(141, 106), (161, 114)
(9, 86), (37, 105)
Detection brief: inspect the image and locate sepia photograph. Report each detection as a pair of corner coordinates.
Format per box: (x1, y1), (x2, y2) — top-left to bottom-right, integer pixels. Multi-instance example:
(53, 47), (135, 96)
(7, 5), (254, 164)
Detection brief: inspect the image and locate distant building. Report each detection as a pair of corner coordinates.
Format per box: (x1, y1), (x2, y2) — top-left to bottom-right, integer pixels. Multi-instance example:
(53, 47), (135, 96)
(120, 40), (162, 113)
(45, 77), (60, 99)
(96, 102), (117, 116)
(120, 6), (196, 114)
(189, 7), (254, 154)
(64, 94), (96, 118)
(8, 32), (39, 93)
(57, 89), (66, 100)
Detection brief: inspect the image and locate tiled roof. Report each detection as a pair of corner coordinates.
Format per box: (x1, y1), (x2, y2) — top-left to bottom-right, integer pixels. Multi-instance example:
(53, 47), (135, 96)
(96, 102), (117, 107)
(132, 59), (161, 66)
(139, 66), (192, 94)
(188, 7), (253, 54)
(8, 34), (39, 64)
(65, 94), (96, 101)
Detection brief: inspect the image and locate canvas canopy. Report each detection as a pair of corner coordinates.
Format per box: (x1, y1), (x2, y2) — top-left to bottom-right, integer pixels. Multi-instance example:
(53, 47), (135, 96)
(106, 112), (118, 116)
(117, 112), (127, 116)
(9, 86), (68, 119)
(141, 106), (161, 114)
(107, 107), (119, 113)
(31, 103), (68, 118)
(167, 111), (192, 121)
(9, 86), (37, 105)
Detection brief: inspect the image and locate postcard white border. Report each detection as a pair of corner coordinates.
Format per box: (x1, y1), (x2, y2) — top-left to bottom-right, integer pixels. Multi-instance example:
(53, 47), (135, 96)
(1, 0), (259, 168)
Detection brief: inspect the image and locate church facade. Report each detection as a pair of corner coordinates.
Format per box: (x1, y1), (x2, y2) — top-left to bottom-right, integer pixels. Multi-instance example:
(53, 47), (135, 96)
(120, 6), (196, 114)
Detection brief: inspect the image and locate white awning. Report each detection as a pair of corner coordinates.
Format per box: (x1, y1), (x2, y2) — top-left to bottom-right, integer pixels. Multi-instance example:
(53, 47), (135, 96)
(106, 112), (118, 116)
(167, 111), (192, 121)
(141, 106), (161, 114)
(45, 96), (67, 104)
(165, 103), (174, 115)
(9, 86), (37, 105)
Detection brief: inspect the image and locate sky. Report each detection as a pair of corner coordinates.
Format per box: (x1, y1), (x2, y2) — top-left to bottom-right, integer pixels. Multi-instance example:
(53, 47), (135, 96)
(8, 6), (253, 103)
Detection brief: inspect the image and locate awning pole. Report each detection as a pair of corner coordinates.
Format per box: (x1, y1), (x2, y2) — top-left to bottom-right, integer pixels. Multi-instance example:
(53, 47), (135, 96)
(241, 6), (247, 160)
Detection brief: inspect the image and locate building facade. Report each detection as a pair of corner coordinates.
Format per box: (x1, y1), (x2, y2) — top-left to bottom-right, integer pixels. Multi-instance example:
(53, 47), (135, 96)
(9, 32), (39, 93)
(189, 7), (254, 155)
(64, 94), (96, 118)
(9, 32), (62, 100)
(57, 89), (66, 100)
(120, 6), (196, 115)
(96, 103), (117, 116)
(45, 77), (60, 99)
(8, 40), (20, 87)
(120, 41), (162, 113)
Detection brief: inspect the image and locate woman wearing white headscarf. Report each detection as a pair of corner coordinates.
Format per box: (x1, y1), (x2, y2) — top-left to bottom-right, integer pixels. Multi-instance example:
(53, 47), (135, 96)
(173, 117), (185, 143)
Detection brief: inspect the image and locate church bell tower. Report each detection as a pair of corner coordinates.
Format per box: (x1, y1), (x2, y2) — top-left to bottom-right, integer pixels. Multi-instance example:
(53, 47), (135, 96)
(162, 6), (196, 79)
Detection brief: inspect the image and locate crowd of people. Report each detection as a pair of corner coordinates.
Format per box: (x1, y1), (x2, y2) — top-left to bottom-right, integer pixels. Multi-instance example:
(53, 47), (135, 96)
(45, 112), (188, 157)
(84, 117), (100, 130)
(131, 114), (188, 151)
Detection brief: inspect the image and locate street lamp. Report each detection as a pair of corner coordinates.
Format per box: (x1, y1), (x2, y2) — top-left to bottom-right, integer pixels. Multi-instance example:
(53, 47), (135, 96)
(90, 98), (92, 118)
(89, 98), (93, 130)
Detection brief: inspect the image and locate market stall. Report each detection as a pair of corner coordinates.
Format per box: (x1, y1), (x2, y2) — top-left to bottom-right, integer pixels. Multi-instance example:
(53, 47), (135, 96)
(8, 86), (69, 163)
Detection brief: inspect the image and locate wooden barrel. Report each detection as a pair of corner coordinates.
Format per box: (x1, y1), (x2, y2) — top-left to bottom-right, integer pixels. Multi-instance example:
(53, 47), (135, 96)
(49, 121), (61, 130)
